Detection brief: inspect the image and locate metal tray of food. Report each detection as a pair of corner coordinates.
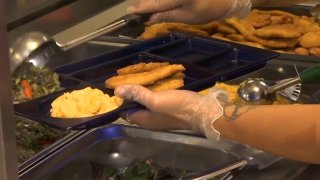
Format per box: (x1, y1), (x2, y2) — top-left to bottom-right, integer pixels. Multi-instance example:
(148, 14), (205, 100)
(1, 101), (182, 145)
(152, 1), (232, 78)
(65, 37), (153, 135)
(18, 125), (238, 179)
(102, 4), (320, 59)
(13, 33), (278, 130)
(19, 125), (309, 180)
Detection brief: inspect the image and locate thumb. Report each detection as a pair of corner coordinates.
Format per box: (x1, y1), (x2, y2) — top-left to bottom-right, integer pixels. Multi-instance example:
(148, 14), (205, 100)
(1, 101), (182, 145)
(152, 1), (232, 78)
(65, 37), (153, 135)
(115, 84), (152, 106)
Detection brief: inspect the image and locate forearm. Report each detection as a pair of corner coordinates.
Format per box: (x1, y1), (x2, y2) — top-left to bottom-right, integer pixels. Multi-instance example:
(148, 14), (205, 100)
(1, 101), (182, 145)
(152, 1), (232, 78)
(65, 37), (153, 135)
(252, 0), (311, 7)
(215, 104), (320, 164)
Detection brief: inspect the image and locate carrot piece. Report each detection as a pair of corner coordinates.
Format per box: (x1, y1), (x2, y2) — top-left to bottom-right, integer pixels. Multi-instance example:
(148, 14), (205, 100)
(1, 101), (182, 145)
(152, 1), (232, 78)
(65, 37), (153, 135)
(21, 80), (33, 99)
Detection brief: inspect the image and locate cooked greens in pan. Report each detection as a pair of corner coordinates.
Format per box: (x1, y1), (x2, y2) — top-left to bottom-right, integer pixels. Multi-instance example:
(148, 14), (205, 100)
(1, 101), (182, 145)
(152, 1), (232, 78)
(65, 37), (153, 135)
(12, 65), (67, 163)
(92, 159), (190, 180)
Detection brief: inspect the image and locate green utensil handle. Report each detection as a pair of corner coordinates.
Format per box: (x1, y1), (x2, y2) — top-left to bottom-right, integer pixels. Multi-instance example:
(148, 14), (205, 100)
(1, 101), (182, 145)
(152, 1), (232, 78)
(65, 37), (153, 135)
(300, 63), (320, 83)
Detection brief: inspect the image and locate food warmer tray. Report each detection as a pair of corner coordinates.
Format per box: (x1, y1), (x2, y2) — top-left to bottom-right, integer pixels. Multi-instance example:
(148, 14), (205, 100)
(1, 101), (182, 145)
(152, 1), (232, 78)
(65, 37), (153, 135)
(14, 33), (278, 130)
(18, 125), (308, 180)
(104, 4), (315, 38)
(102, 4), (320, 61)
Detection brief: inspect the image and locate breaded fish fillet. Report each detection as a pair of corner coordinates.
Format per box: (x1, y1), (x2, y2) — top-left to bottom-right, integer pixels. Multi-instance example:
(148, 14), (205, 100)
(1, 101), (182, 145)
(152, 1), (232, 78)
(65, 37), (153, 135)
(216, 22), (237, 34)
(147, 78), (184, 92)
(171, 72), (185, 78)
(105, 64), (185, 89)
(309, 47), (320, 56)
(294, 47), (309, 56)
(254, 24), (301, 39)
(270, 16), (292, 25)
(254, 10), (297, 18)
(299, 31), (320, 48)
(226, 17), (298, 48)
(244, 10), (272, 28)
(139, 23), (210, 40)
(226, 34), (245, 42)
(117, 62), (170, 75)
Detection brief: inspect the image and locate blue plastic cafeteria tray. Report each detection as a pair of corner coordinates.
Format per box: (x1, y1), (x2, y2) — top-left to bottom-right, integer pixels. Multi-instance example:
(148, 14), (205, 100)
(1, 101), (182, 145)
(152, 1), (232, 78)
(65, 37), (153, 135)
(14, 33), (279, 130)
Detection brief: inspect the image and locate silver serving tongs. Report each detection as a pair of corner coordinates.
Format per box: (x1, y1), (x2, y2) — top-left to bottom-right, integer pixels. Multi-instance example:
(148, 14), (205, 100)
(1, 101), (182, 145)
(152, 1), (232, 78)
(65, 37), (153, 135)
(10, 14), (149, 74)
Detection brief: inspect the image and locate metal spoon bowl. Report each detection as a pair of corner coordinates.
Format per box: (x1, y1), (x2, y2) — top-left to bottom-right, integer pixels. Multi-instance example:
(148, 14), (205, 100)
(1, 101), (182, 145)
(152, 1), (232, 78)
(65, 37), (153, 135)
(9, 32), (50, 73)
(238, 63), (320, 104)
(237, 78), (276, 105)
(9, 14), (148, 74)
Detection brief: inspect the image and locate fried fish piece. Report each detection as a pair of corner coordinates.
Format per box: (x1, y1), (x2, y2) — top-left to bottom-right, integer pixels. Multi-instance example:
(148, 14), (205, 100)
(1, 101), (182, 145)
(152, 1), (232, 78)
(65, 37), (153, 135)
(225, 17), (255, 35)
(299, 31), (320, 48)
(244, 9), (272, 28)
(171, 72), (185, 78)
(226, 17), (298, 48)
(194, 21), (220, 34)
(117, 62), (170, 75)
(254, 10), (297, 18)
(270, 16), (293, 25)
(293, 17), (320, 34)
(216, 22), (238, 34)
(309, 47), (320, 56)
(254, 24), (301, 39)
(147, 78), (184, 92)
(139, 23), (170, 40)
(105, 64), (185, 89)
(139, 22), (210, 40)
(294, 47), (310, 56)
(226, 34), (246, 42)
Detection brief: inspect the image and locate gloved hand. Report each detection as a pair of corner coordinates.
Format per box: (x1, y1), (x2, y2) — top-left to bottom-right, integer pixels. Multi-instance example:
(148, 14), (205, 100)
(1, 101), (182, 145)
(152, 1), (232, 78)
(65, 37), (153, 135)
(127, 0), (253, 24)
(115, 84), (228, 140)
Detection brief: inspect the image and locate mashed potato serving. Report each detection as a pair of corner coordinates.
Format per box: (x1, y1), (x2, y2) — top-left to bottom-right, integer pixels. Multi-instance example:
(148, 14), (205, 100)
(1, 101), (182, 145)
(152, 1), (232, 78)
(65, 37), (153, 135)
(50, 87), (123, 118)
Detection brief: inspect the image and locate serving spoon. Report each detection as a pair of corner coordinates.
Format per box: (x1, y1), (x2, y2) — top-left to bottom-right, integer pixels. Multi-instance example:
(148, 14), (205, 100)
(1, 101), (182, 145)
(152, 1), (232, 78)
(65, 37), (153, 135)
(9, 14), (148, 74)
(238, 63), (320, 104)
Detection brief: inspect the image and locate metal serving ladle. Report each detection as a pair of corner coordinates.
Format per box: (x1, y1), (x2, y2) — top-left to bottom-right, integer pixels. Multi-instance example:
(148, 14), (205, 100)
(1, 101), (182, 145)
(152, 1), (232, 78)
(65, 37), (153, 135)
(9, 14), (148, 74)
(238, 63), (320, 104)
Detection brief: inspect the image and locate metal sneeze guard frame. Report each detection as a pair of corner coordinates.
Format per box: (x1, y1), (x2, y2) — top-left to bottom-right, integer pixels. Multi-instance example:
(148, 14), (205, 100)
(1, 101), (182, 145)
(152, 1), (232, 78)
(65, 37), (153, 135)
(0, 0), (19, 179)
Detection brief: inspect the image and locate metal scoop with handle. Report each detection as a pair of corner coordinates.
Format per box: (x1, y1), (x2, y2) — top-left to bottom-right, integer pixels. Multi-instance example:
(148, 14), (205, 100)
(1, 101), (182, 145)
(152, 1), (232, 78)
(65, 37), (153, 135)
(238, 63), (320, 104)
(10, 14), (149, 74)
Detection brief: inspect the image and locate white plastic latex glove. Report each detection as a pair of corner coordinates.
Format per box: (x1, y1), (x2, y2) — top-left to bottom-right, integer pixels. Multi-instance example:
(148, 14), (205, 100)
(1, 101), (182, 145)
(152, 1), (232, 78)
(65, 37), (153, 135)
(127, 0), (252, 24)
(115, 84), (228, 140)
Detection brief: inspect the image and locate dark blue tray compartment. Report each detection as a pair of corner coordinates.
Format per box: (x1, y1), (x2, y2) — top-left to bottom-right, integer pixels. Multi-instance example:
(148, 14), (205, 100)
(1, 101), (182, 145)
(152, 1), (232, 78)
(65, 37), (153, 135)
(69, 53), (215, 89)
(147, 37), (232, 63)
(58, 75), (84, 89)
(54, 34), (185, 75)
